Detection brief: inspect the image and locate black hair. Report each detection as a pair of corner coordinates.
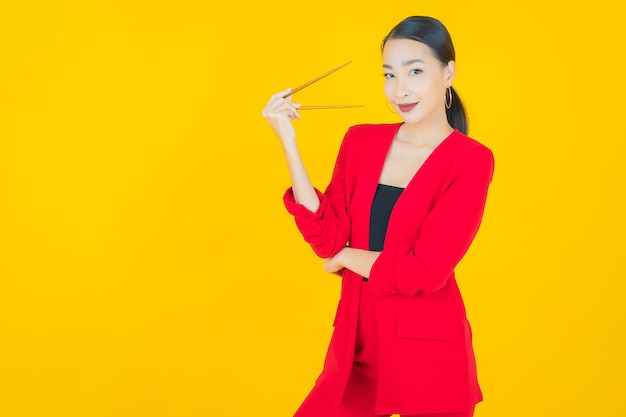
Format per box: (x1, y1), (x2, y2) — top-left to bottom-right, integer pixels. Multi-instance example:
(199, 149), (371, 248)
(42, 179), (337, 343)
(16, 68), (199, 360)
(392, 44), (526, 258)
(382, 16), (468, 134)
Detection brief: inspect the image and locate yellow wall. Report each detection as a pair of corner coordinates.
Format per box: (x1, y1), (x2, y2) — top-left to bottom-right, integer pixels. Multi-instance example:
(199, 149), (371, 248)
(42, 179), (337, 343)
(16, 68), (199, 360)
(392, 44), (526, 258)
(1, 1), (624, 416)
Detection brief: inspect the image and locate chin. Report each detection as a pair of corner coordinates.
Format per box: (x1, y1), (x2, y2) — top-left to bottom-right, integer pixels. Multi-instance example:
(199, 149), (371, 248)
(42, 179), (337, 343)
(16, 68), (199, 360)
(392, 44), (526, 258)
(398, 114), (424, 125)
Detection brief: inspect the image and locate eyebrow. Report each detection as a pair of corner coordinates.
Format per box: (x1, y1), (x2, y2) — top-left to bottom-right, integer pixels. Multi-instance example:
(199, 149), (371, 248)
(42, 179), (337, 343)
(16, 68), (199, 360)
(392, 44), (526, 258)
(382, 58), (425, 69)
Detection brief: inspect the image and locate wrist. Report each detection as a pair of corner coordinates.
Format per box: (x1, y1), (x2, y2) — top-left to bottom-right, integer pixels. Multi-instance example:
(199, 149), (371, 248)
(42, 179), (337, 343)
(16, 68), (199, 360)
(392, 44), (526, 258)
(336, 247), (349, 268)
(281, 139), (298, 154)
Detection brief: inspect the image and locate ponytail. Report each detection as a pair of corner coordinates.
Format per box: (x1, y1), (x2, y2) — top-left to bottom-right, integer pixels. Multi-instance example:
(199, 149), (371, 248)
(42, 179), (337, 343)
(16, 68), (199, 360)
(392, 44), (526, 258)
(446, 86), (468, 135)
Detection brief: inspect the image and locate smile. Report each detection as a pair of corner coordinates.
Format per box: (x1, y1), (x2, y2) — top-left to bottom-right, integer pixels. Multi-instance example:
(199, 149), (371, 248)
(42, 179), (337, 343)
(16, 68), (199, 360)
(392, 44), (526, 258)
(397, 102), (418, 112)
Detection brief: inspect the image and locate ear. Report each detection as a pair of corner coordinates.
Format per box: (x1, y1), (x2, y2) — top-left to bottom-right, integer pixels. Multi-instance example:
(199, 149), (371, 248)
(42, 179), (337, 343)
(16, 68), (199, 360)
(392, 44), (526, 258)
(445, 60), (456, 86)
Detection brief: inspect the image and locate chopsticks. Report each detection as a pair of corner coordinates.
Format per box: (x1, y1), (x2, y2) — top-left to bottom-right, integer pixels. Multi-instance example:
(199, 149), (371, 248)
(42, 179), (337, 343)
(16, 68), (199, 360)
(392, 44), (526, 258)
(299, 105), (364, 110)
(283, 61), (352, 98)
(282, 61), (363, 110)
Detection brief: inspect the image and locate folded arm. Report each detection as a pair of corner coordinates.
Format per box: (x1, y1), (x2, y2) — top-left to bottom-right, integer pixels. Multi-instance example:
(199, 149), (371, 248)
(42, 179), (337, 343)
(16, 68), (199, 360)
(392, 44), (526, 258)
(366, 146), (495, 297)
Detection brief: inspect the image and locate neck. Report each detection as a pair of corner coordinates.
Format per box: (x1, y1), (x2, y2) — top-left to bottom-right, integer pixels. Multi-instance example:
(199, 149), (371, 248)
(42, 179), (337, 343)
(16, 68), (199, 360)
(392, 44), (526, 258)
(398, 113), (454, 146)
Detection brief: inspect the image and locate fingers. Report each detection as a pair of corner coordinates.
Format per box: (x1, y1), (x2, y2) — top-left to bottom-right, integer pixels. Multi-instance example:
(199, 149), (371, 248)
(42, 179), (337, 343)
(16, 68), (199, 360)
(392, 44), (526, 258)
(270, 87), (292, 101)
(323, 258), (343, 275)
(264, 88), (293, 112)
(262, 102), (300, 120)
(261, 89), (303, 143)
(276, 101), (301, 120)
(262, 91), (301, 120)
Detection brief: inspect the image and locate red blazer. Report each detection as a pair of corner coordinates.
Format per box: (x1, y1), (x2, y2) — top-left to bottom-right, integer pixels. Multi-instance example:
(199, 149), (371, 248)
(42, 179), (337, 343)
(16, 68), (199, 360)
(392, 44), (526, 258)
(283, 123), (495, 415)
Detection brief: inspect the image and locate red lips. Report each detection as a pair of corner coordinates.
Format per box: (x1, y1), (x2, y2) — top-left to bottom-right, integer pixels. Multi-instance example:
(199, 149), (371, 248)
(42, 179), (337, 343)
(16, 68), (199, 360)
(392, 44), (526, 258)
(397, 102), (418, 112)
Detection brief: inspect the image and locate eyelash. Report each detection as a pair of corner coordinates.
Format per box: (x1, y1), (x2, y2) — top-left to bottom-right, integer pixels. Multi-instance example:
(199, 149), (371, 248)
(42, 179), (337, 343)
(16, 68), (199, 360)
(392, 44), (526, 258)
(383, 68), (423, 79)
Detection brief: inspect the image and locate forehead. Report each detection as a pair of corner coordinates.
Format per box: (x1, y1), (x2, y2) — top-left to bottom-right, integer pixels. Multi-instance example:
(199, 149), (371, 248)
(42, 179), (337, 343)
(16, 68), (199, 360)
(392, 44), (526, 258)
(382, 38), (437, 65)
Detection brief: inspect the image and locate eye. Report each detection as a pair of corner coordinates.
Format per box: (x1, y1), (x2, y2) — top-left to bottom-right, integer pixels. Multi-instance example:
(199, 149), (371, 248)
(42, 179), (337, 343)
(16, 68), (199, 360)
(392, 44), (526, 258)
(410, 68), (423, 75)
(383, 73), (395, 79)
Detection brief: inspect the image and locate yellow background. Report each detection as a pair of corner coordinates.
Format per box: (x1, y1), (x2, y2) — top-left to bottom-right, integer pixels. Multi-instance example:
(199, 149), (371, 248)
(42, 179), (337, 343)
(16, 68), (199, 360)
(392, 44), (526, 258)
(1, 1), (624, 416)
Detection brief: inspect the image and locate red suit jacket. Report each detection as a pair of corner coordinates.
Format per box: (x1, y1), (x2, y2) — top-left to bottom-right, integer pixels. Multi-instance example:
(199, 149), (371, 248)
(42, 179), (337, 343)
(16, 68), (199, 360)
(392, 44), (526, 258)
(283, 123), (495, 415)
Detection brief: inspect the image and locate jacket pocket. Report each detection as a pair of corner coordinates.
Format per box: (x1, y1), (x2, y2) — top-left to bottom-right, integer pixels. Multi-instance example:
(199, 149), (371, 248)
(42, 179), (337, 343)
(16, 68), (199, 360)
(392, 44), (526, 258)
(396, 308), (462, 341)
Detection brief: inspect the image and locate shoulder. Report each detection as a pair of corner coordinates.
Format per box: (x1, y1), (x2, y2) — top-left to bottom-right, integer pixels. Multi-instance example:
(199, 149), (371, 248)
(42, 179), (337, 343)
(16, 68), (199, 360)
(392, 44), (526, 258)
(340, 123), (401, 152)
(448, 130), (492, 155)
(447, 130), (494, 166)
(345, 122), (402, 135)
(444, 131), (495, 181)
(344, 123), (402, 141)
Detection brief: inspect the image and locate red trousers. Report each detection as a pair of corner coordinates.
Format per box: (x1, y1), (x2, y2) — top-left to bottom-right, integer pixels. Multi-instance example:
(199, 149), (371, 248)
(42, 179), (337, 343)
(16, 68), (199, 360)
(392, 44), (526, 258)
(293, 283), (475, 417)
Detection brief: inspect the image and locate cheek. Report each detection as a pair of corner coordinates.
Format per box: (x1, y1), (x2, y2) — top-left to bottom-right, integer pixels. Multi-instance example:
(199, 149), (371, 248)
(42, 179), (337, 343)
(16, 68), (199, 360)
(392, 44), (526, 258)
(416, 81), (442, 103)
(409, 76), (432, 94)
(426, 74), (447, 96)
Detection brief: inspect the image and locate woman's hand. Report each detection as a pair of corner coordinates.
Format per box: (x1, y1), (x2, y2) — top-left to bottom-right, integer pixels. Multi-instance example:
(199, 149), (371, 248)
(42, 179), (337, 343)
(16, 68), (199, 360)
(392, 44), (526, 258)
(323, 249), (345, 276)
(324, 248), (380, 279)
(262, 88), (301, 147)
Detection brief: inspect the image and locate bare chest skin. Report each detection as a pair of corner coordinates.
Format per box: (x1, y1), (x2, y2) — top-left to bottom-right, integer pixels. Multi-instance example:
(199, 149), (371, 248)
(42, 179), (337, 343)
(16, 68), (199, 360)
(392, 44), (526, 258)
(377, 138), (440, 189)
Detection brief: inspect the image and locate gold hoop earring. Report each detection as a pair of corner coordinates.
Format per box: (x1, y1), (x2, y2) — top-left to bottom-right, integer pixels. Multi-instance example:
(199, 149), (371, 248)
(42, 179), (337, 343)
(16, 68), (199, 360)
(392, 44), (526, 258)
(385, 101), (397, 114)
(445, 87), (453, 110)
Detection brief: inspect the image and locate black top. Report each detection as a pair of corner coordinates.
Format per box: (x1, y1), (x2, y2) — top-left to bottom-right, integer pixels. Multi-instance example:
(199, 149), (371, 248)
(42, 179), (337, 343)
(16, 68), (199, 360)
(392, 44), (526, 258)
(364, 183), (404, 281)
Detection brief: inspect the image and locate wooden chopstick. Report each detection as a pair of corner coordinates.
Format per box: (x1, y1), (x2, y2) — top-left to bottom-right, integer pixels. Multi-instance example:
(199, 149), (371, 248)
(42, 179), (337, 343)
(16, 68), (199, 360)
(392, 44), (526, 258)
(283, 61), (352, 98)
(299, 105), (364, 110)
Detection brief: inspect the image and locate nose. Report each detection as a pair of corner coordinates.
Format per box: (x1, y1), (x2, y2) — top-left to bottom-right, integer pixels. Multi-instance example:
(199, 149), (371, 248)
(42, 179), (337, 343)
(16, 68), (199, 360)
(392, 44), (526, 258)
(395, 75), (409, 100)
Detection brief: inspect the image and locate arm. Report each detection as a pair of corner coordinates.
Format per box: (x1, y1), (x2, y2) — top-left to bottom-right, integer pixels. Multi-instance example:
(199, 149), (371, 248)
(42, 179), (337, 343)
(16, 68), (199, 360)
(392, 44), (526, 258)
(282, 130), (352, 258)
(282, 142), (320, 213)
(263, 88), (351, 258)
(324, 247), (380, 278)
(262, 88), (320, 212)
(368, 146), (495, 297)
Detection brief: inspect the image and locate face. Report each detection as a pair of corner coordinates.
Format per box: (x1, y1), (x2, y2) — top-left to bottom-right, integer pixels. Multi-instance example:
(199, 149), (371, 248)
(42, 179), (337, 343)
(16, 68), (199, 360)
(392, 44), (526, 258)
(382, 38), (455, 125)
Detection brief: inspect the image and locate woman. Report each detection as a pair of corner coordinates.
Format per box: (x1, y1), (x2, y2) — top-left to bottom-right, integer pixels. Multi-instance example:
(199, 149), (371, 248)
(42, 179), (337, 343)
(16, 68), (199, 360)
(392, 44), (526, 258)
(262, 16), (494, 417)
